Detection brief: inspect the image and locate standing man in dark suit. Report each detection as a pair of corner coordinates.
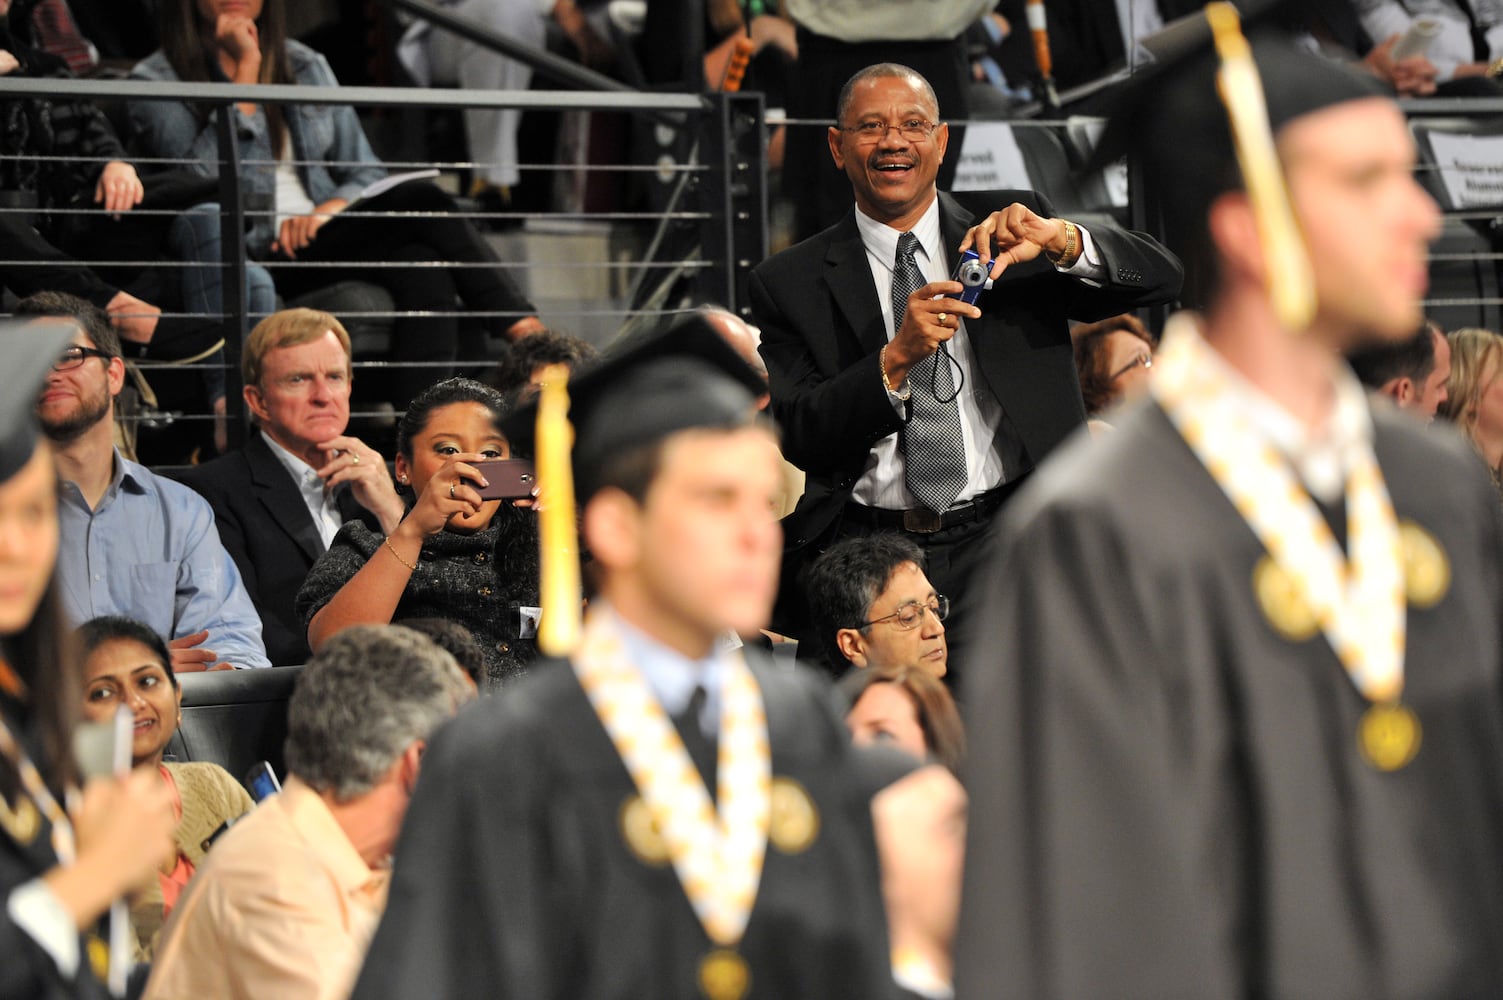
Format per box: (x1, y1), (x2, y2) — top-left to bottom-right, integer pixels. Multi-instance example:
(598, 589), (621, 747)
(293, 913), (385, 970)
(175, 308), (404, 666)
(750, 62), (1182, 658)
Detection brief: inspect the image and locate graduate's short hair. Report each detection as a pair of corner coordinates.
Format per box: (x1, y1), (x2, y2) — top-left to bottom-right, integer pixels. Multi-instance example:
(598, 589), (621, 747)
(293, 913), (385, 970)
(1348, 322), (1441, 392)
(839, 664), (965, 774)
(286, 625), (471, 801)
(805, 534), (926, 671)
(488, 330), (598, 398)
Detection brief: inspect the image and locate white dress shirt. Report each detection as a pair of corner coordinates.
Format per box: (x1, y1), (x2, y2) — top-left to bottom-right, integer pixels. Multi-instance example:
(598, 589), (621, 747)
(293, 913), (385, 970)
(850, 196), (1104, 509)
(262, 431), (344, 548)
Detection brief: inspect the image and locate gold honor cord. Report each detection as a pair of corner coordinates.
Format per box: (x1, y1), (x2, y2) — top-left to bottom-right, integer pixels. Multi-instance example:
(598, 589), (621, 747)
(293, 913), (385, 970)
(535, 363), (582, 656)
(1207, 2), (1318, 332)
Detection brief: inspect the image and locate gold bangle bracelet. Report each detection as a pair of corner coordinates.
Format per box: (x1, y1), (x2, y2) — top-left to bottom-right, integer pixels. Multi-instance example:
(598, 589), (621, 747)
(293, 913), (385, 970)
(880, 344), (911, 400)
(383, 536), (418, 573)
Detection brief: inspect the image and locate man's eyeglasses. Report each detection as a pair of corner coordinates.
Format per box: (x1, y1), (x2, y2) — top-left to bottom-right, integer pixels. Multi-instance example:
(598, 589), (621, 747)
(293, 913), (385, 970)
(1109, 353), (1153, 381)
(53, 346), (115, 371)
(841, 119), (940, 143)
(855, 595), (950, 631)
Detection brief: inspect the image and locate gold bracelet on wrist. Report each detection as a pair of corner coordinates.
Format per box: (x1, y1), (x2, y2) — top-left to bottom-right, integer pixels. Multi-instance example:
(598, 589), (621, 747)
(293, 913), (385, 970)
(383, 536), (418, 573)
(1046, 220), (1081, 268)
(880, 344), (911, 400)
(1489, 56), (1503, 78)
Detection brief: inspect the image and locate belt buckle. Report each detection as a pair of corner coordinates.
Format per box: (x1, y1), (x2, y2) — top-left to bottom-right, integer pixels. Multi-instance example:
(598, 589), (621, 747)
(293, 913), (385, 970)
(902, 507), (943, 534)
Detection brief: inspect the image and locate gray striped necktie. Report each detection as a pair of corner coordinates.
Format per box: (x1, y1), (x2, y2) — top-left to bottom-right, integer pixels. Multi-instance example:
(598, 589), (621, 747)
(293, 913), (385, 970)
(893, 232), (967, 514)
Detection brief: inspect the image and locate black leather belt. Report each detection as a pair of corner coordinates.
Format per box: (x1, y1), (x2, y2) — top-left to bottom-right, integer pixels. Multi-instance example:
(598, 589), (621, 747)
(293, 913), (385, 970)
(843, 483), (1016, 535)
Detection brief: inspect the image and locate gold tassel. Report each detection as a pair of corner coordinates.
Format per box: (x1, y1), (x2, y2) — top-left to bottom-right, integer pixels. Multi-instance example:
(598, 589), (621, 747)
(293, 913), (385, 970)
(535, 364), (582, 656)
(1207, 2), (1317, 332)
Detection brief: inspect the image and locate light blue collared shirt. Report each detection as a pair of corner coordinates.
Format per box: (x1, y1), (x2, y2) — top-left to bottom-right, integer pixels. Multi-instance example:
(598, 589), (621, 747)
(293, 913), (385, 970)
(56, 450), (271, 669)
(609, 607), (726, 739)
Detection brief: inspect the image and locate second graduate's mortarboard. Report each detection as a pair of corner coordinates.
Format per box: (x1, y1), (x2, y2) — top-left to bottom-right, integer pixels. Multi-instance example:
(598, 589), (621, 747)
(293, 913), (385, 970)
(0, 320), (78, 481)
(1090, 2), (1386, 320)
(502, 315), (769, 502)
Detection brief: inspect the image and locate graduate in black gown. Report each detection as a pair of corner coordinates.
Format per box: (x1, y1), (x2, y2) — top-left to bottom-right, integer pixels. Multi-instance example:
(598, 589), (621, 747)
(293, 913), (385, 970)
(348, 321), (894, 1000)
(0, 323), (176, 1000)
(954, 10), (1503, 1000)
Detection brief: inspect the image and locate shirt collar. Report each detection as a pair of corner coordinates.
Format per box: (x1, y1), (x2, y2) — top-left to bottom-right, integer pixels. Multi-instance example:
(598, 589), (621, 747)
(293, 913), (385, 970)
(261, 430), (323, 490)
(1168, 313), (1373, 504)
(855, 195), (944, 268)
(278, 776), (384, 897)
(604, 602), (726, 734)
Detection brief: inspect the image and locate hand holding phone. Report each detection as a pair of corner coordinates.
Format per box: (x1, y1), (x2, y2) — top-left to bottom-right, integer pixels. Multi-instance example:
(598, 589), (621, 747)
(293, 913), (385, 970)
(464, 458), (537, 501)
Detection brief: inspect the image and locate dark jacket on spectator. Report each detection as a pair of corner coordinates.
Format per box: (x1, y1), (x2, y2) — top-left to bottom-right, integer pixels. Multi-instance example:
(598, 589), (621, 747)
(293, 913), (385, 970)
(295, 504), (540, 686)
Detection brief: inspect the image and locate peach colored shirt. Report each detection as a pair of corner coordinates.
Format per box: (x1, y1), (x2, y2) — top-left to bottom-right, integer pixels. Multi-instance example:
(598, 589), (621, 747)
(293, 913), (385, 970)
(141, 777), (390, 1000)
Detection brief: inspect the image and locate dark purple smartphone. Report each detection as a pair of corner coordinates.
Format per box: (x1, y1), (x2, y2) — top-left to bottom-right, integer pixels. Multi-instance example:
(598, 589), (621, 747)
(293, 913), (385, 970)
(466, 458), (537, 500)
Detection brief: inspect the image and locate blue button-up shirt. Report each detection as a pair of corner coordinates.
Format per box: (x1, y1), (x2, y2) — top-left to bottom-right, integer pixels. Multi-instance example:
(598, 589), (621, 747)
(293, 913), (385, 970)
(612, 607), (725, 739)
(56, 450), (271, 669)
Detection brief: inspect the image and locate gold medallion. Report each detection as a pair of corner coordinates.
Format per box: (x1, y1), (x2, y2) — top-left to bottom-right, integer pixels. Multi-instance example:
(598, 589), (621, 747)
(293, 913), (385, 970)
(1358, 702), (1422, 771)
(698, 948), (750, 1000)
(768, 776), (819, 855)
(0, 791), (40, 846)
(1252, 556), (1319, 642)
(618, 794), (670, 867)
(1399, 521), (1450, 609)
(87, 934), (110, 982)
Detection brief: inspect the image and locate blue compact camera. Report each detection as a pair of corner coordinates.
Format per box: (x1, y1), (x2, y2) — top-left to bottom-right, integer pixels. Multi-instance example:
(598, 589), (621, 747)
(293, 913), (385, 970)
(952, 249), (992, 305)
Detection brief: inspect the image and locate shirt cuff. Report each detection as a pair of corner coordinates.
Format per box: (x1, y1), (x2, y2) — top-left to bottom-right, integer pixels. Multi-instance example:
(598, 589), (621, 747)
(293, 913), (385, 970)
(8, 879), (80, 978)
(1054, 224), (1106, 283)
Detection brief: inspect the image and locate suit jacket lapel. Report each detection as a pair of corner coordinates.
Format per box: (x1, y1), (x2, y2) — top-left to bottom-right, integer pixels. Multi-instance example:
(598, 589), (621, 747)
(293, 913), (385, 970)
(822, 213), (890, 355)
(938, 192), (978, 274)
(246, 434), (326, 563)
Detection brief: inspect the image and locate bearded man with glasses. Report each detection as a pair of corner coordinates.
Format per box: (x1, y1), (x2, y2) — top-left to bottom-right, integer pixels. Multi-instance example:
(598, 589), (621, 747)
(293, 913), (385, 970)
(752, 62), (1182, 688)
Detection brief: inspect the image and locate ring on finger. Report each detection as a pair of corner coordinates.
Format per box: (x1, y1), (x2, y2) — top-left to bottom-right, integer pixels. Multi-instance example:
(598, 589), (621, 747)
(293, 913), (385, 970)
(350, 453), (361, 466)
(449, 481), (457, 500)
(937, 312), (948, 325)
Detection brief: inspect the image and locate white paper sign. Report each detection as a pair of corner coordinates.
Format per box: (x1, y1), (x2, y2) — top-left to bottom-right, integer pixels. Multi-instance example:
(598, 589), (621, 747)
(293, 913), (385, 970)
(953, 123), (1034, 192)
(1422, 131), (1503, 209)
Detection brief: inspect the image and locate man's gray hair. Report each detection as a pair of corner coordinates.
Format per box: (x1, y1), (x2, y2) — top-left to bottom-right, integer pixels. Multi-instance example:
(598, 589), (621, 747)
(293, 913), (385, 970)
(286, 625), (471, 801)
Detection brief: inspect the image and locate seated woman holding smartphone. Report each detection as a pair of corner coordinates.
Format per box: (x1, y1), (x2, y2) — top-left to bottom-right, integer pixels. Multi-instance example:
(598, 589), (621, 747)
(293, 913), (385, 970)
(297, 378), (541, 687)
(76, 615), (255, 962)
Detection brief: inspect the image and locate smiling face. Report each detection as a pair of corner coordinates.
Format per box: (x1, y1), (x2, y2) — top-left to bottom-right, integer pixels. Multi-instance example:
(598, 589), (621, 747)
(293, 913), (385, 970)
(394, 401), (509, 533)
(828, 72), (949, 231)
(82, 637), (181, 769)
(36, 325), (122, 446)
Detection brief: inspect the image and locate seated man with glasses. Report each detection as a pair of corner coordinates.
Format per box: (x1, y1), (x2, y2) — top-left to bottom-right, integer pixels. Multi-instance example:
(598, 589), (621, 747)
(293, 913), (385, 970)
(14, 291), (270, 671)
(806, 532), (949, 679)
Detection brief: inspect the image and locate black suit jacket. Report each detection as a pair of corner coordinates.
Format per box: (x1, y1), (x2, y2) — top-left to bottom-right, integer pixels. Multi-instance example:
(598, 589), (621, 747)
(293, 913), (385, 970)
(173, 433), (368, 667)
(749, 189), (1182, 555)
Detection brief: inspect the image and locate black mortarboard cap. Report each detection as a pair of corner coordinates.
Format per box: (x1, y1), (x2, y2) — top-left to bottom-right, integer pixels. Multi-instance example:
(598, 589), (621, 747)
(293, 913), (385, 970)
(0, 320), (75, 481)
(1091, 2), (1384, 256)
(502, 316), (768, 500)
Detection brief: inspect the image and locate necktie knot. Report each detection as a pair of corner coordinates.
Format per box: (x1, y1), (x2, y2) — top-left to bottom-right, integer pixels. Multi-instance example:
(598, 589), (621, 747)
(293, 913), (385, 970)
(897, 231), (920, 258)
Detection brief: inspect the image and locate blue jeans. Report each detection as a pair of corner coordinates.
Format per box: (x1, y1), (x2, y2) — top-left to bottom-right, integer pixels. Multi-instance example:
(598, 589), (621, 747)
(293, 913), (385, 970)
(169, 203), (279, 403)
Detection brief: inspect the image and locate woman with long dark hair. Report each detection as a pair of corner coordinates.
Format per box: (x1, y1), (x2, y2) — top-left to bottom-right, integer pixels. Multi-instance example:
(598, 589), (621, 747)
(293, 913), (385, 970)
(1, 328), (175, 999)
(128, 0), (546, 405)
(296, 378), (540, 687)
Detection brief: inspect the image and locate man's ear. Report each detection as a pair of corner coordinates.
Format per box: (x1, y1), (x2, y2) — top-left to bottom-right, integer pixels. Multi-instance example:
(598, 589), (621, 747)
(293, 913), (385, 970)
(582, 488), (643, 574)
(1391, 376), (1416, 406)
(244, 383), (271, 425)
(836, 627), (869, 668)
(828, 126), (847, 171)
(105, 356), (127, 399)
(1207, 192), (1265, 287)
(398, 739), (425, 796)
